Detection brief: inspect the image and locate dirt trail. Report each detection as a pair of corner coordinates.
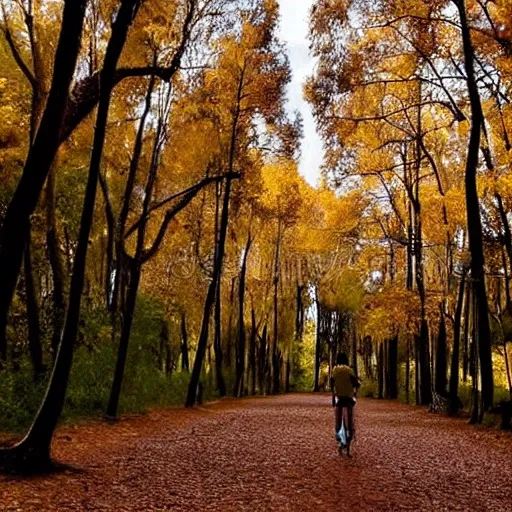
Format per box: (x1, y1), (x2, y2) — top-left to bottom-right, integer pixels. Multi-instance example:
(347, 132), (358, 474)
(1, 394), (512, 511)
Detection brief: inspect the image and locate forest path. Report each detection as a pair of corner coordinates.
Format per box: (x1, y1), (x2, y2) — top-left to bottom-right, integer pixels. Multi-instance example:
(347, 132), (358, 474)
(1, 394), (512, 511)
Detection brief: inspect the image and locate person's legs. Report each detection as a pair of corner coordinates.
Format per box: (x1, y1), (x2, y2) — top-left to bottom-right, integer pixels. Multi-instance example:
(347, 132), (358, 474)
(335, 402), (342, 432)
(347, 405), (354, 438)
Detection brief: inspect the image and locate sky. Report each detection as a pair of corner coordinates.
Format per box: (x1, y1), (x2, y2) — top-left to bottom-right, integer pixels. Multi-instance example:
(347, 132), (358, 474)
(277, 0), (324, 187)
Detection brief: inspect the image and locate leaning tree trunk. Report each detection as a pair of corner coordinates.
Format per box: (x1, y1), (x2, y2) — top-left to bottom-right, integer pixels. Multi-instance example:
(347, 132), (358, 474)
(185, 178), (233, 407)
(0, 0), (88, 360)
(0, 0), (139, 472)
(456, 0), (494, 411)
(106, 262), (141, 418)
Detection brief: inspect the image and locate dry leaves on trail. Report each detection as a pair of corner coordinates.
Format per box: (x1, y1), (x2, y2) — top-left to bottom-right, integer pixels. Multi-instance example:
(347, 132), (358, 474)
(1, 395), (512, 511)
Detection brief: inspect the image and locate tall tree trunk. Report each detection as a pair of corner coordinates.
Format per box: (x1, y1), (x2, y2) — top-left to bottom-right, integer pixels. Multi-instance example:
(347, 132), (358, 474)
(272, 219), (281, 395)
(503, 342), (512, 398)
(415, 335), (420, 405)
(109, 74), (156, 317)
(258, 324), (267, 394)
(249, 308), (257, 395)
(24, 229), (44, 378)
(351, 320), (358, 377)
(378, 342), (384, 399)
(502, 248), (511, 311)
(418, 319), (432, 405)
(181, 312), (189, 372)
(314, 288), (321, 391)
(413, 81), (432, 406)
(214, 275), (226, 396)
(226, 277), (236, 368)
(235, 232), (252, 397)
(496, 193), (512, 299)
(449, 269), (467, 414)
(295, 284), (304, 341)
(388, 336), (398, 399)
(463, 282), (471, 383)
(285, 354), (291, 393)
(186, 177), (233, 407)
(456, 0), (494, 411)
(0, 0), (88, 361)
(45, 165), (67, 356)
(212, 181), (226, 397)
(435, 309), (448, 396)
(159, 320), (168, 373)
(405, 336), (411, 404)
(106, 262), (141, 418)
(384, 339), (389, 398)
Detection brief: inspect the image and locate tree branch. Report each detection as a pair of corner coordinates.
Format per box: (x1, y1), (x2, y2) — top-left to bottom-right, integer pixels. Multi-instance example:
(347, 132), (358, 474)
(1, 17), (37, 89)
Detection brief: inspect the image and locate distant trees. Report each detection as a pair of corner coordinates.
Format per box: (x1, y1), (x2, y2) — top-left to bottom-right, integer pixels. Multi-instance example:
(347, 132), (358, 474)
(308, 0), (512, 419)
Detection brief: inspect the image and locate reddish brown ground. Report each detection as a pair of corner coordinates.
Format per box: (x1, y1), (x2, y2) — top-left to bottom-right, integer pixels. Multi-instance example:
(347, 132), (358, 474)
(1, 394), (512, 511)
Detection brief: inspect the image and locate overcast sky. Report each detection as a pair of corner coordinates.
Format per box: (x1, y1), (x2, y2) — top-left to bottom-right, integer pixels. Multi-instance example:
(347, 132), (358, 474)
(277, 0), (323, 186)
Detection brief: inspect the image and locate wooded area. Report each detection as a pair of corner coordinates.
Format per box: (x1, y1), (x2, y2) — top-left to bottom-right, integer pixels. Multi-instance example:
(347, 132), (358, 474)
(0, 0), (511, 474)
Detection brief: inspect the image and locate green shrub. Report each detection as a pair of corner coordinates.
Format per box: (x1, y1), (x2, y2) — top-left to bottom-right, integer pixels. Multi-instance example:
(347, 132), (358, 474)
(0, 294), (203, 433)
(290, 324), (316, 392)
(359, 379), (378, 398)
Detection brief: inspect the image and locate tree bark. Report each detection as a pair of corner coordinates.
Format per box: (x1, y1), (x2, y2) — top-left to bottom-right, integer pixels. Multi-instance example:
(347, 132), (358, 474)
(496, 192), (512, 294)
(234, 232), (252, 397)
(24, 229), (44, 379)
(314, 288), (321, 391)
(272, 219), (282, 395)
(185, 177), (233, 407)
(435, 309), (448, 396)
(106, 262), (141, 418)
(258, 324), (267, 394)
(181, 312), (189, 372)
(388, 336), (398, 399)
(449, 269), (466, 414)
(351, 319), (358, 377)
(249, 308), (257, 395)
(214, 273), (226, 396)
(295, 284), (304, 341)
(0, 0), (88, 362)
(405, 336), (411, 404)
(378, 342), (384, 399)
(45, 165), (67, 356)
(456, 0), (494, 411)
(213, 183), (226, 397)
(0, 0), (140, 472)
